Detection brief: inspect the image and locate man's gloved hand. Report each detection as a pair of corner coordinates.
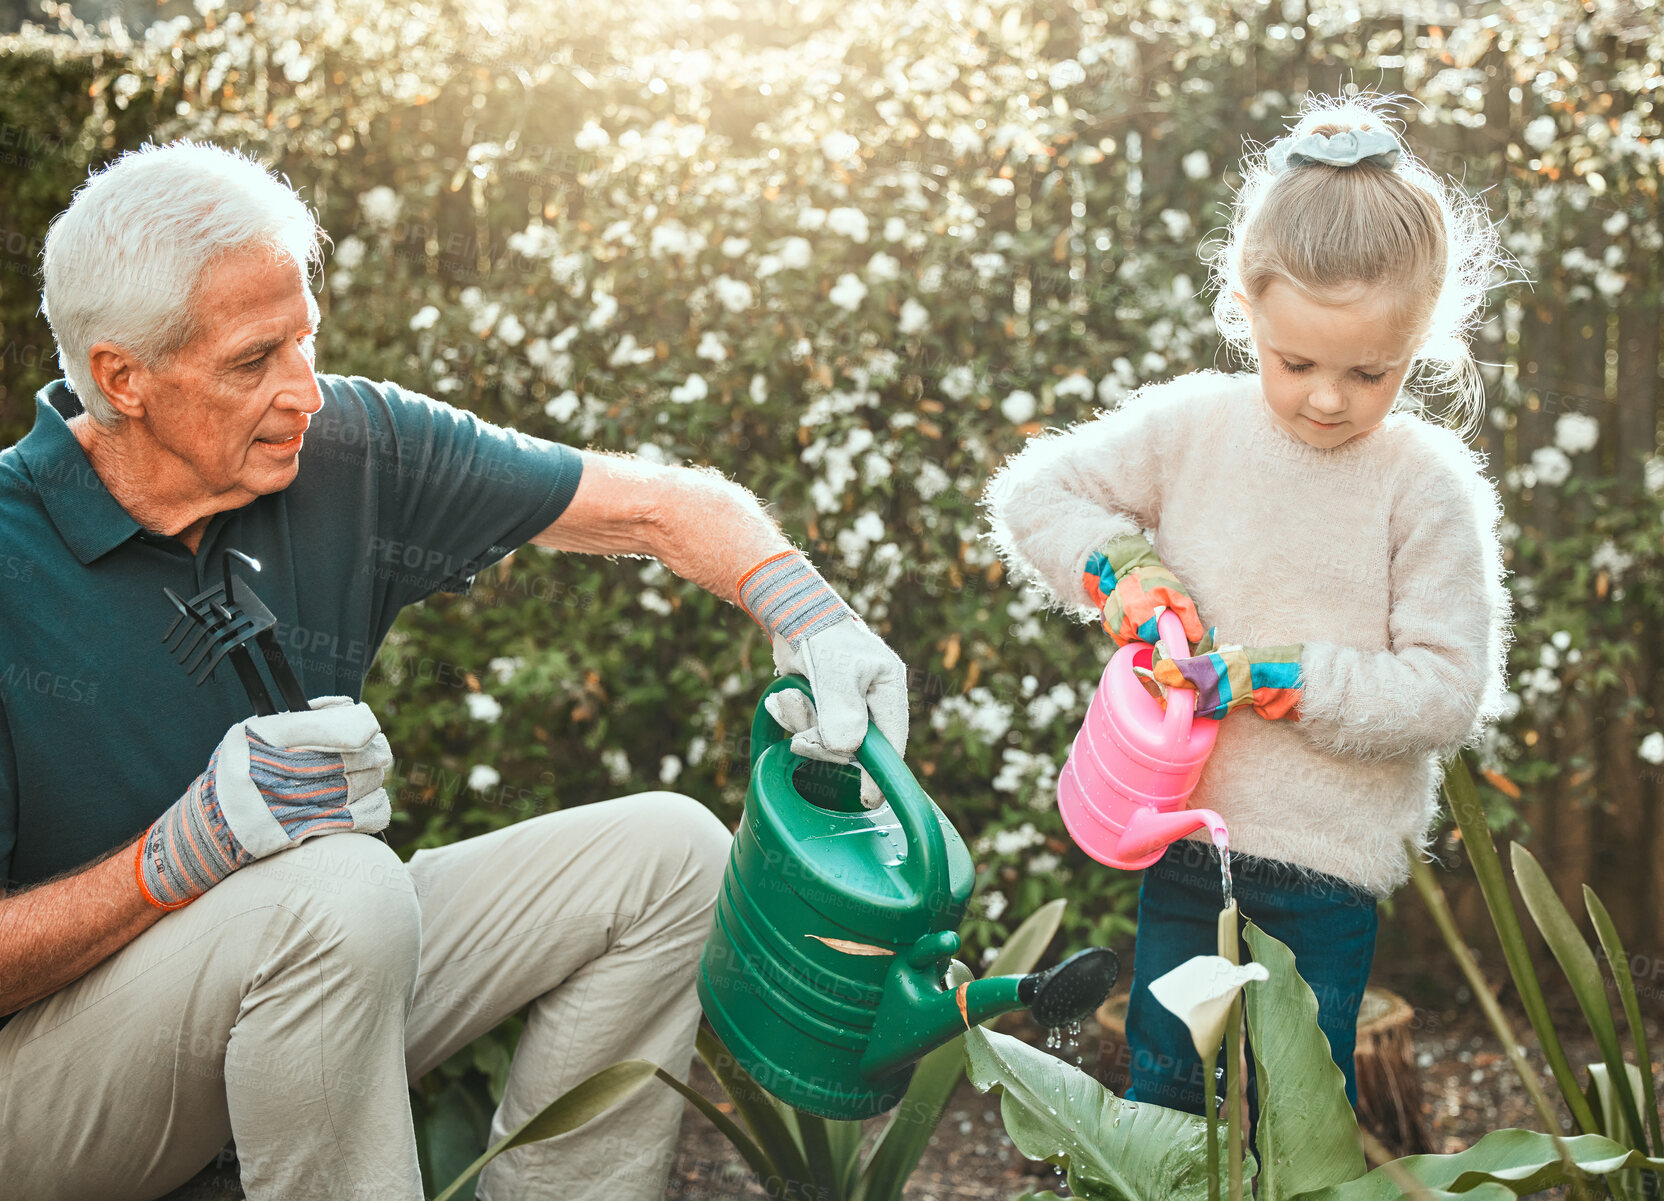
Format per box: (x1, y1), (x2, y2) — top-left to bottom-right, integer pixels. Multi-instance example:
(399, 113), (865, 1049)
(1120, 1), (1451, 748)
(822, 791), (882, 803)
(136, 697), (394, 910)
(739, 550), (909, 809)
(1149, 630), (1304, 722)
(1083, 532), (1208, 649)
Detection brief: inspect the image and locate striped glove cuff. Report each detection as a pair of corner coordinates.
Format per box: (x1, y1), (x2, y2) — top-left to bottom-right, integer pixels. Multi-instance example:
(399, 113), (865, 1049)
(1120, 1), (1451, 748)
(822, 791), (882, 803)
(738, 551), (854, 648)
(136, 745), (249, 911)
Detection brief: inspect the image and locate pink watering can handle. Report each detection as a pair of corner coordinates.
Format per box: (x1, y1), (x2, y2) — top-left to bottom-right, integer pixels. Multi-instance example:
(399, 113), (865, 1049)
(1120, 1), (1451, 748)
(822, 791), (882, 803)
(1156, 609), (1194, 745)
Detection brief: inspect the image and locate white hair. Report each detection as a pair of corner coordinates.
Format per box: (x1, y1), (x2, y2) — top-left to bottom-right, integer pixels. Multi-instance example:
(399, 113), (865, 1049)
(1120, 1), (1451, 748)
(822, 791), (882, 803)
(1206, 94), (1503, 442)
(40, 140), (326, 425)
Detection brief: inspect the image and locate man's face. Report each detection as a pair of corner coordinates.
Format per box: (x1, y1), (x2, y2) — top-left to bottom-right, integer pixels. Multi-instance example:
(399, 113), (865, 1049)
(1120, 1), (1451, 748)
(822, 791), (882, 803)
(124, 244), (323, 503)
(1241, 279), (1420, 449)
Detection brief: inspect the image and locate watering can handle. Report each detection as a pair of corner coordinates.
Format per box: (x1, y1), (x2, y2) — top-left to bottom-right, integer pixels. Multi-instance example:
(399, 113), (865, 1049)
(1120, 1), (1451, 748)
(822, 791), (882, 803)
(751, 675), (947, 895)
(1156, 609), (1195, 743)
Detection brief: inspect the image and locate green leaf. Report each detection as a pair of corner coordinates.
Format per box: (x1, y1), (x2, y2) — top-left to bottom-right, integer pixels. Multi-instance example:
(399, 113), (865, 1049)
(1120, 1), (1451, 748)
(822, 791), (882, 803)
(1511, 843), (1649, 1152)
(431, 1059), (658, 1201)
(1240, 922), (1366, 1200)
(1290, 1129), (1661, 1200)
(1442, 758), (1599, 1134)
(695, 1023), (816, 1189)
(855, 899), (1067, 1201)
(650, 1064), (778, 1185)
(420, 1080), (491, 1201)
(796, 1112), (848, 1201)
(1584, 886), (1664, 1156)
(965, 1024), (1244, 1201)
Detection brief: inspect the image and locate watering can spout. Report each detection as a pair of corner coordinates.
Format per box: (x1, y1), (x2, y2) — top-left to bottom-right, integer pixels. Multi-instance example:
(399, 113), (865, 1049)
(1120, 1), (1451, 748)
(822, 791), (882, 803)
(859, 936), (1120, 1081)
(1114, 805), (1229, 864)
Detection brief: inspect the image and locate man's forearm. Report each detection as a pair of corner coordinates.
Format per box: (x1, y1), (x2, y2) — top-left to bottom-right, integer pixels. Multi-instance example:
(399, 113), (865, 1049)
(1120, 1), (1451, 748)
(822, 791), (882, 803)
(0, 835), (163, 1017)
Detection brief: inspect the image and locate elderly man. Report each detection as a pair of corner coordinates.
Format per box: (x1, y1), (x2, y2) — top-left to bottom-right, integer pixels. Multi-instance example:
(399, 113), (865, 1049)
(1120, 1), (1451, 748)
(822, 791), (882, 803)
(0, 142), (909, 1201)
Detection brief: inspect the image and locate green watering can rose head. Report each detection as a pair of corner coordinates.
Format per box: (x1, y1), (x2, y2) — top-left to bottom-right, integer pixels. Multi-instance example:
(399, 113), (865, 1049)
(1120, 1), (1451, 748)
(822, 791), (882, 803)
(697, 675), (1121, 1120)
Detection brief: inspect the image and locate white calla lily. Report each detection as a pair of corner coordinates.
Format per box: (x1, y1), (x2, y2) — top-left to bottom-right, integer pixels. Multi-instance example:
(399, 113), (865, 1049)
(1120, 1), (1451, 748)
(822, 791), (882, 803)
(1148, 955), (1269, 1060)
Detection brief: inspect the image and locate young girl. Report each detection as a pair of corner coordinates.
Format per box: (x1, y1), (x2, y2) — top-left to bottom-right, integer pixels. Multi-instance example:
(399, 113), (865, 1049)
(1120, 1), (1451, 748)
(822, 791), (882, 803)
(982, 96), (1514, 1121)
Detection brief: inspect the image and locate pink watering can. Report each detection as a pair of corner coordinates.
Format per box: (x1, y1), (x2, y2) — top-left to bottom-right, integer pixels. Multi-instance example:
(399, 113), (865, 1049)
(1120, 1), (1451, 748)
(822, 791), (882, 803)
(1058, 609), (1228, 870)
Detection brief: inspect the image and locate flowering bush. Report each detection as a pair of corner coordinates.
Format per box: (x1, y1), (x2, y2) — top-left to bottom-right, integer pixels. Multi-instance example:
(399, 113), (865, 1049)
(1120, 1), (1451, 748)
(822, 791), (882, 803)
(2, 0), (1662, 959)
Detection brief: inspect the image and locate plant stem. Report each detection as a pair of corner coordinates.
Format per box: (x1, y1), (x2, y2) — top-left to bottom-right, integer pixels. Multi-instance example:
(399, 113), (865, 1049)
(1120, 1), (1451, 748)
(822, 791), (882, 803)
(1406, 845), (1593, 1200)
(1219, 902), (1244, 1201)
(1206, 1045), (1221, 1201)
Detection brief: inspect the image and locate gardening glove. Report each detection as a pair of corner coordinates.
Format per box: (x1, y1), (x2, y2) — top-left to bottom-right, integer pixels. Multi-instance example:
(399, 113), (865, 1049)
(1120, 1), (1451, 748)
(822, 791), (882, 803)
(739, 550), (909, 809)
(136, 697), (394, 910)
(1148, 630), (1304, 722)
(1083, 531), (1208, 649)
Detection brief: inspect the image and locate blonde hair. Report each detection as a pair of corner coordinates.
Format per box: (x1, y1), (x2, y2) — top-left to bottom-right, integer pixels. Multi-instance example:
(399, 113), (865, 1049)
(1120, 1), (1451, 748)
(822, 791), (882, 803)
(1209, 94), (1500, 441)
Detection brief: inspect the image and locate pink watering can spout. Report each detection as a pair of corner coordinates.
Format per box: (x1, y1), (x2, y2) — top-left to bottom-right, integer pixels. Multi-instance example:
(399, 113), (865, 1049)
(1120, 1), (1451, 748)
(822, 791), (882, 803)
(1057, 609), (1228, 870)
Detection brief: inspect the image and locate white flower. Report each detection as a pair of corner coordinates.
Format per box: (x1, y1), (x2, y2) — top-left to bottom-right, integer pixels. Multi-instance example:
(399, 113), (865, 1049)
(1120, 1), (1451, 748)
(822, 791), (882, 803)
(985, 176), (1015, 197)
(776, 236), (813, 270)
(1029, 852), (1061, 874)
(409, 304), (440, 331)
(915, 461), (951, 500)
(1595, 268), (1627, 300)
(1523, 115), (1557, 152)
(979, 889), (1008, 922)
(940, 364), (976, 400)
(1054, 373), (1095, 400)
(827, 207), (871, 242)
(867, 252), (901, 282)
(601, 747), (631, 784)
(721, 236), (750, 257)
(488, 656), (523, 686)
(465, 692), (503, 723)
(639, 589), (672, 615)
(670, 373), (708, 404)
(467, 764), (501, 793)
(696, 331), (728, 361)
(1591, 539), (1634, 580)
(829, 273), (868, 312)
(1639, 733), (1664, 765)
(574, 120), (610, 152)
(1000, 390), (1037, 424)
(820, 130), (861, 162)
(1182, 149), (1211, 179)
(334, 236), (366, 270)
(991, 822), (1044, 855)
(659, 754), (683, 785)
(1530, 445), (1573, 487)
(495, 313), (525, 346)
(1603, 212), (1630, 236)
(1159, 208), (1193, 240)
(586, 290), (619, 330)
(1048, 59), (1086, 90)
(756, 254), (785, 278)
(1645, 456), (1664, 495)
(750, 373), (769, 404)
(898, 298), (930, 334)
(712, 275), (754, 313)
(358, 185), (402, 228)
(797, 206), (828, 231)
(1149, 956), (1271, 1060)
(545, 390), (585, 424)
(608, 333), (656, 367)
(884, 216), (907, 243)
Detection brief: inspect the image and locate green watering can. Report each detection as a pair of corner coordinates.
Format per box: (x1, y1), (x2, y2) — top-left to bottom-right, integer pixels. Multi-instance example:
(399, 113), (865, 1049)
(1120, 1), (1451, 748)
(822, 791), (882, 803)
(697, 676), (1121, 1120)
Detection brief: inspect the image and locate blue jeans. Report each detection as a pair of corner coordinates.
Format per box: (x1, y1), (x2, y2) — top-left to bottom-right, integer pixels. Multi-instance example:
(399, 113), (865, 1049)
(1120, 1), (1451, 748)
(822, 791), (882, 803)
(1123, 839), (1378, 1125)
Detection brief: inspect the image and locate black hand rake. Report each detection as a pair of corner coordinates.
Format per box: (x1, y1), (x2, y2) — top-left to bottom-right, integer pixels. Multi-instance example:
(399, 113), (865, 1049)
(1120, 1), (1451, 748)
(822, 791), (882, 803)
(162, 549), (308, 715)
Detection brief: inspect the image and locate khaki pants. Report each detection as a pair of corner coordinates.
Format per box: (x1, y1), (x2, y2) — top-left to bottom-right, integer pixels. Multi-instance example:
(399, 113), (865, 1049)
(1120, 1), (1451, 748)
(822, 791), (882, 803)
(0, 791), (732, 1201)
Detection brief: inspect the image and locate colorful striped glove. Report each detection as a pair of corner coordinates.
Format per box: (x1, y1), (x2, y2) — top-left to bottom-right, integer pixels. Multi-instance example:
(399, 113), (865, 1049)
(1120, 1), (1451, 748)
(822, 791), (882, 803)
(1083, 532), (1208, 649)
(136, 697), (393, 910)
(739, 550), (909, 808)
(1150, 631), (1304, 722)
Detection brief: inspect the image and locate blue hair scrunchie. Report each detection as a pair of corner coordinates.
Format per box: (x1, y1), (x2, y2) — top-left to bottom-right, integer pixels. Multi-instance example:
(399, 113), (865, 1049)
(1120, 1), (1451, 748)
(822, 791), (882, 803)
(1267, 127), (1403, 173)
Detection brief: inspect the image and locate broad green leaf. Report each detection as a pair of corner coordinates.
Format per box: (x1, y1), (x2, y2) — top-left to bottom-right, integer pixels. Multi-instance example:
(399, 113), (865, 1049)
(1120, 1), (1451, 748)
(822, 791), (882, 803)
(1290, 1129), (1658, 1200)
(695, 1024), (816, 1189)
(825, 1114), (866, 1197)
(796, 1112), (848, 1201)
(431, 1059), (658, 1201)
(1240, 923), (1366, 1200)
(1442, 759), (1598, 1135)
(965, 1024), (1246, 1201)
(1512, 843), (1648, 1151)
(421, 1080), (490, 1201)
(1584, 887), (1664, 1156)
(856, 898), (1066, 1201)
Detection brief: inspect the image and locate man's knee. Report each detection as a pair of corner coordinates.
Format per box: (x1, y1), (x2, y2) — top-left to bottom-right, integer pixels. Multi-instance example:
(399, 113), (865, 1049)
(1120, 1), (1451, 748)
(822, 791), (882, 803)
(253, 833), (422, 994)
(619, 790), (732, 897)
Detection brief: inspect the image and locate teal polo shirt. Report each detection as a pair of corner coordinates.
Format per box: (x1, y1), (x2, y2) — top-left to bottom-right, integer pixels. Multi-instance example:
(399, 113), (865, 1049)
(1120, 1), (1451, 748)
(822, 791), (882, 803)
(0, 373), (583, 892)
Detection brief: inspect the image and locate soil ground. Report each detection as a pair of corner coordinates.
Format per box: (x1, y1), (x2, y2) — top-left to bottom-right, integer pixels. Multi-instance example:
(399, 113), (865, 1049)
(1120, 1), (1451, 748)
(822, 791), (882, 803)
(158, 954), (1664, 1200)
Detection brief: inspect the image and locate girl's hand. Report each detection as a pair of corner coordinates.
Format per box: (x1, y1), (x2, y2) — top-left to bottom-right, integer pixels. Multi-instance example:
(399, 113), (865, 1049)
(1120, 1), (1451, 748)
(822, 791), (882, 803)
(1083, 532), (1208, 647)
(1150, 631), (1304, 721)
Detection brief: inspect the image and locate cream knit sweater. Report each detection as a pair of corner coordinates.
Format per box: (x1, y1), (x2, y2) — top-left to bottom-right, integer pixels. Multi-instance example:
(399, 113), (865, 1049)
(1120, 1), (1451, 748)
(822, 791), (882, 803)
(982, 370), (1514, 896)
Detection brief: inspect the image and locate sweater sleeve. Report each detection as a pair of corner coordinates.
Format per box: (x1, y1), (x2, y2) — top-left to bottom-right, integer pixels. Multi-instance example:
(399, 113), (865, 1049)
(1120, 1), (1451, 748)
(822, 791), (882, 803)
(1295, 438), (1514, 762)
(981, 373), (1203, 615)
